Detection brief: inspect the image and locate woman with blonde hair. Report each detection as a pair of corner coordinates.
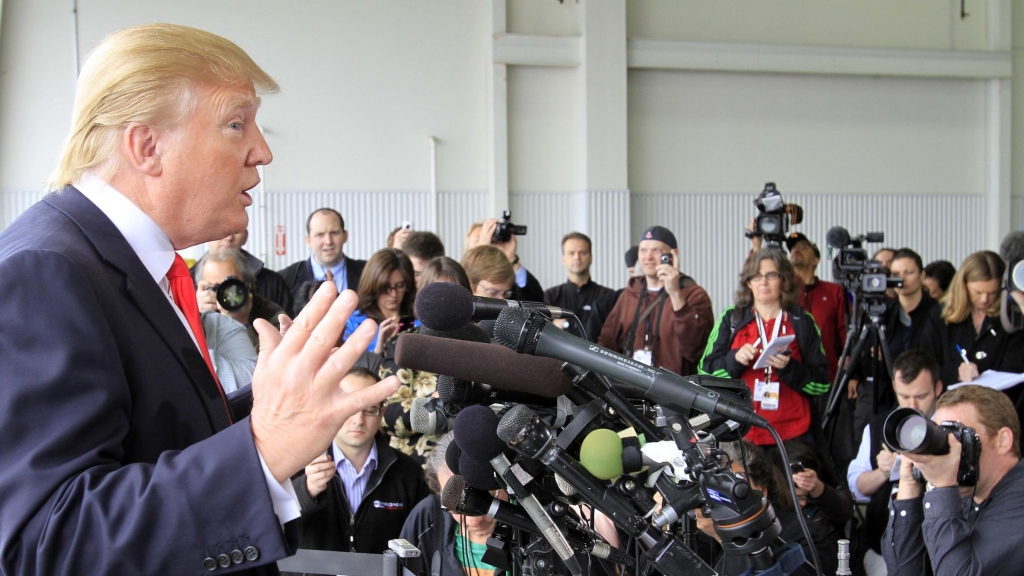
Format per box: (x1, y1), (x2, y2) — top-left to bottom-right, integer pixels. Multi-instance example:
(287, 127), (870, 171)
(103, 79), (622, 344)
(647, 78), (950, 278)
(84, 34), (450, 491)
(923, 250), (1024, 387)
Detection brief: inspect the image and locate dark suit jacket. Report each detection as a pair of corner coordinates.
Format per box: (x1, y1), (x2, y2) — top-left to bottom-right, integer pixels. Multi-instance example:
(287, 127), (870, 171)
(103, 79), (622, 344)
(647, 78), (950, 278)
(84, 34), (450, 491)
(278, 257), (366, 315)
(0, 188), (290, 575)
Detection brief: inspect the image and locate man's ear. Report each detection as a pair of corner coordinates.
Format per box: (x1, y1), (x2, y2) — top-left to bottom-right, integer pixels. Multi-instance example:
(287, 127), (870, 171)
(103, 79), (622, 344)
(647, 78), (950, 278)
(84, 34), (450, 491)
(997, 427), (1014, 456)
(121, 123), (163, 176)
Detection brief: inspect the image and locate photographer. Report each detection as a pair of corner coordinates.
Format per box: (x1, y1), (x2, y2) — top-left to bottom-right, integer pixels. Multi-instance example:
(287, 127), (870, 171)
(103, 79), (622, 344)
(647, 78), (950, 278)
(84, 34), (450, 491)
(196, 248), (284, 350)
(464, 216), (544, 302)
(883, 385), (1024, 575)
(699, 248), (829, 447)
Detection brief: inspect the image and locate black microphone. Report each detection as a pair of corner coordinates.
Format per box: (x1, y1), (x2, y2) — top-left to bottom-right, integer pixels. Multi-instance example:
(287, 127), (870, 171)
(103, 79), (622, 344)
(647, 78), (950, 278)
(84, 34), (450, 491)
(416, 281), (570, 331)
(826, 226), (851, 249)
(493, 308), (767, 430)
(440, 475), (634, 566)
(437, 375), (556, 407)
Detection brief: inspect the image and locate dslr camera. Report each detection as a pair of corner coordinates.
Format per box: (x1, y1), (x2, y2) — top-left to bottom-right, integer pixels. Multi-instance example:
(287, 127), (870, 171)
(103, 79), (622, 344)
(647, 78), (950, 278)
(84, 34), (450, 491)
(883, 407), (982, 486)
(492, 210), (527, 243)
(744, 182), (803, 247)
(204, 276), (250, 312)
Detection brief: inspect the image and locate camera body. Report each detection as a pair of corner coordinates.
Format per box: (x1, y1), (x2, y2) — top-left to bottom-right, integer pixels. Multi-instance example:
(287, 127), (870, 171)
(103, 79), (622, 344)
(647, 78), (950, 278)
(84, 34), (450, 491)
(204, 275), (250, 312)
(660, 253), (673, 266)
(882, 407), (982, 487)
(829, 230), (900, 304)
(492, 210), (527, 244)
(745, 182), (803, 246)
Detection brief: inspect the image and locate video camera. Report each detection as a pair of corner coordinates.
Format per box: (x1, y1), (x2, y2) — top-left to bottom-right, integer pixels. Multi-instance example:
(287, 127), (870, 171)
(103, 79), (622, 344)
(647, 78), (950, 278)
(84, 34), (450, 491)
(883, 407), (982, 486)
(745, 182), (804, 247)
(826, 227), (901, 303)
(492, 210), (528, 244)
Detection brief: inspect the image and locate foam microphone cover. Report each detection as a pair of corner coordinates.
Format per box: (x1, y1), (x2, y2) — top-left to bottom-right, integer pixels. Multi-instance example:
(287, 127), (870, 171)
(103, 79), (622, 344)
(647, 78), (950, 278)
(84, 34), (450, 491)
(445, 439), (462, 475)
(454, 405), (505, 462)
(394, 334), (574, 397)
(579, 428), (624, 480)
(826, 226), (850, 249)
(419, 323), (491, 344)
(440, 474), (468, 511)
(460, 453), (503, 490)
(621, 445), (644, 474)
(415, 282), (474, 332)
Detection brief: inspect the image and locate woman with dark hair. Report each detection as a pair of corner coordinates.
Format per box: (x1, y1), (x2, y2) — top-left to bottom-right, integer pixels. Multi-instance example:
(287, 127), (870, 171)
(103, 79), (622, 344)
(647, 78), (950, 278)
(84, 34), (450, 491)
(378, 258), (475, 465)
(699, 249), (830, 446)
(923, 259), (956, 302)
(343, 248), (418, 354)
(922, 250), (1024, 388)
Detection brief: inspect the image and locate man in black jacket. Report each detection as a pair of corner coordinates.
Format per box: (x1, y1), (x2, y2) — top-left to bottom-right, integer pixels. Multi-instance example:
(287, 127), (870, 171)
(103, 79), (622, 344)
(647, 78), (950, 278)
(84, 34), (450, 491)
(289, 368), (429, 567)
(279, 208), (367, 314)
(192, 230), (294, 316)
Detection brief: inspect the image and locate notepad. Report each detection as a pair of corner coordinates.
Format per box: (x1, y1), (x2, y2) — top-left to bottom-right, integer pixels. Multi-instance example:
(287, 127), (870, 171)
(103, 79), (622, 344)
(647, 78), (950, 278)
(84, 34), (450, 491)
(949, 370), (1024, 391)
(752, 335), (796, 370)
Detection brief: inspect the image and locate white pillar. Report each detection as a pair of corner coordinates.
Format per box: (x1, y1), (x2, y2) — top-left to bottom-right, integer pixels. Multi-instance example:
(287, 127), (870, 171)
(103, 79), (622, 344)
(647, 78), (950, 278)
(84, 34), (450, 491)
(987, 0), (1012, 247)
(488, 0), (509, 216)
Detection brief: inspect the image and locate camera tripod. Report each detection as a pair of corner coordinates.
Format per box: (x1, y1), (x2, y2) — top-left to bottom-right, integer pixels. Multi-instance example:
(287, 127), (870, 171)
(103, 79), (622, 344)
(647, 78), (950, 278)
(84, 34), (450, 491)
(822, 290), (894, 443)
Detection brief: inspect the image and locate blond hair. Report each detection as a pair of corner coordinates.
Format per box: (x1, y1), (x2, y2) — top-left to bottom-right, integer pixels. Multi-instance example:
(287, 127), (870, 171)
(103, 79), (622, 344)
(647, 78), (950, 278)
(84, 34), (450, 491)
(941, 251), (1004, 324)
(49, 23), (278, 189)
(460, 245), (514, 289)
(937, 385), (1020, 458)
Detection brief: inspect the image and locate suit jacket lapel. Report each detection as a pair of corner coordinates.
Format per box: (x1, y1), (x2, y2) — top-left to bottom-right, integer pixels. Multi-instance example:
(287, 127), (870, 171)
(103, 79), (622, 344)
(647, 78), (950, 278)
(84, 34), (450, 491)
(44, 187), (232, 431)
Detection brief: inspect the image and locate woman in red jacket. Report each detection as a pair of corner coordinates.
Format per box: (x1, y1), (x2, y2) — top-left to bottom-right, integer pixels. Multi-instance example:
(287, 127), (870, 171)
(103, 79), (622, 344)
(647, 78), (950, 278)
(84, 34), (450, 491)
(699, 248), (830, 446)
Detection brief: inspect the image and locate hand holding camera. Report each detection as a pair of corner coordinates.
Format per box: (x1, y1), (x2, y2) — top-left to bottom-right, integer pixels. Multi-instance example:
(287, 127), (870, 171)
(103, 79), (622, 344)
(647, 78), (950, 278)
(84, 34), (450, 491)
(884, 407), (981, 495)
(657, 250), (681, 294)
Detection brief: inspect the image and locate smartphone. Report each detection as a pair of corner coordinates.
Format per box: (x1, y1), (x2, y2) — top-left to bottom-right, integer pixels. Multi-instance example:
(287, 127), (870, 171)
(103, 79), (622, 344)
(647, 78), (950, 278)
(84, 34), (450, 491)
(789, 461), (805, 474)
(402, 221), (413, 230)
(660, 253), (673, 266)
(780, 349), (793, 357)
(397, 315), (417, 333)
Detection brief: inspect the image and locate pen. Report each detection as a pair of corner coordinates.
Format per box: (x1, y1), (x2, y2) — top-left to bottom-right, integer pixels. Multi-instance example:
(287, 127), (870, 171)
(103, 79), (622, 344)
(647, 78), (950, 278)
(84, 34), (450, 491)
(956, 345), (970, 364)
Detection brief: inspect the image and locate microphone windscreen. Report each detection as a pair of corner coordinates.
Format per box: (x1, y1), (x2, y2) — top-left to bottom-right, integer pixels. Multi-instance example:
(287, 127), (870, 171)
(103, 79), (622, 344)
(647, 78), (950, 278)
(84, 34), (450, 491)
(395, 334), (573, 397)
(496, 404), (535, 444)
(410, 397), (433, 434)
(445, 438), (462, 475)
(826, 226), (850, 249)
(579, 428), (624, 480)
(554, 473), (578, 496)
(437, 375), (472, 404)
(460, 453), (503, 490)
(440, 474), (468, 510)
(454, 405), (504, 461)
(621, 445), (644, 474)
(1001, 231), (1024, 263)
(415, 282), (474, 332)
(419, 323), (491, 344)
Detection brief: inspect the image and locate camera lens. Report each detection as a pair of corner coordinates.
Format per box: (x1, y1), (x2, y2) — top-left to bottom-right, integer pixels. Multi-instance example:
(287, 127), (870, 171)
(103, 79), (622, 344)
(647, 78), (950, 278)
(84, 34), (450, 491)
(216, 277), (250, 312)
(883, 407), (950, 455)
(1012, 260), (1024, 292)
(896, 415), (929, 452)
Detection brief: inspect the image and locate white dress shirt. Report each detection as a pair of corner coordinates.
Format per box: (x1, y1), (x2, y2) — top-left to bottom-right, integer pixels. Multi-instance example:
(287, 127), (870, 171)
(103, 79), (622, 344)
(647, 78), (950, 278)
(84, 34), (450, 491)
(75, 174), (301, 527)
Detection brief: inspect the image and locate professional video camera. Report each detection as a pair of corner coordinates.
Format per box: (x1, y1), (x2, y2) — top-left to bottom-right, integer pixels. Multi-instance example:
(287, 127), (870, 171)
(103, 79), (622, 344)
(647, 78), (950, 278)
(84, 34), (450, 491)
(883, 407), (982, 486)
(492, 209), (528, 243)
(204, 276), (249, 312)
(395, 282), (825, 576)
(745, 182), (804, 247)
(826, 227), (901, 305)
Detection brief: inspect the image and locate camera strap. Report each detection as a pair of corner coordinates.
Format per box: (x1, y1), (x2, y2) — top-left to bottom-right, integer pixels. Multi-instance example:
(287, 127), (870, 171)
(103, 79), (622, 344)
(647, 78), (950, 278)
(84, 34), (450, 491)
(625, 283), (667, 361)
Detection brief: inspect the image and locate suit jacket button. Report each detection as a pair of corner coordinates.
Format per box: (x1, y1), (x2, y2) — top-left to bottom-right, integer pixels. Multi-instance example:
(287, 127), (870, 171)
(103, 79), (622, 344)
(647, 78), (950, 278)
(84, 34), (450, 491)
(244, 546), (260, 562)
(231, 549), (245, 564)
(217, 554), (231, 568)
(204, 557), (218, 571)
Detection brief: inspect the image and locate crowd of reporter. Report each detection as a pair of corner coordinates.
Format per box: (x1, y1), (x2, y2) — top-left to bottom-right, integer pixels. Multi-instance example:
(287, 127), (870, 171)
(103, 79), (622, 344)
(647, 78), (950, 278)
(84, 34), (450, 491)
(187, 205), (1024, 576)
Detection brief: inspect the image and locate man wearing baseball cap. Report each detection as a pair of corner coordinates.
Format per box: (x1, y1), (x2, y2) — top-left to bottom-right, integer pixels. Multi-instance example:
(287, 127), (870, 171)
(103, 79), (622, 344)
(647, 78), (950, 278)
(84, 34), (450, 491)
(598, 226), (714, 376)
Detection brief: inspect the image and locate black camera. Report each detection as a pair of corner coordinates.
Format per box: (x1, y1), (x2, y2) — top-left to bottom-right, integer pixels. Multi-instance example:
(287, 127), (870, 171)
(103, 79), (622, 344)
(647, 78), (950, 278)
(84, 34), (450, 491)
(882, 407), (982, 486)
(204, 276), (250, 312)
(744, 182), (803, 247)
(492, 210), (527, 244)
(827, 228), (901, 304)
(660, 253), (673, 266)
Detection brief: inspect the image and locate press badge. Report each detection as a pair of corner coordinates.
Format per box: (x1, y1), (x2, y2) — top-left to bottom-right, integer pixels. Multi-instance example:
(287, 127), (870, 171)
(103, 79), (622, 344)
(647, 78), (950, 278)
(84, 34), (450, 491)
(754, 379), (766, 402)
(633, 348), (653, 366)
(760, 381), (780, 411)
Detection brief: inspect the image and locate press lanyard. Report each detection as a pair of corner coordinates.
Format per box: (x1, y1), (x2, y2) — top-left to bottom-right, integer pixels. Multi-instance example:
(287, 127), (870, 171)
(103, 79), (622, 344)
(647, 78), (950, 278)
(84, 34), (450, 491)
(755, 310), (783, 382)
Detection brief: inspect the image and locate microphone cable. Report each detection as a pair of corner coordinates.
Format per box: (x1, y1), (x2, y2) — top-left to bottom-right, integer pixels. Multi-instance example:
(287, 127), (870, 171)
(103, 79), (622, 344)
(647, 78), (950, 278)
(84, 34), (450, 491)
(764, 422), (823, 576)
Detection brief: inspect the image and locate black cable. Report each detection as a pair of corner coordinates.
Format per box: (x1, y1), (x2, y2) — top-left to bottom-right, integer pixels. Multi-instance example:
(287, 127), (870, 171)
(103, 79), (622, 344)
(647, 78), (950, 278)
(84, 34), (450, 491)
(765, 423), (822, 576)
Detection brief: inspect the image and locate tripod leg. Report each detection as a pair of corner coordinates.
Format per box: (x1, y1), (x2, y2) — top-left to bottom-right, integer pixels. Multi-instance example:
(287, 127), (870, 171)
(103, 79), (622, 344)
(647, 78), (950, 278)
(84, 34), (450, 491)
(823, 323), (871, 430)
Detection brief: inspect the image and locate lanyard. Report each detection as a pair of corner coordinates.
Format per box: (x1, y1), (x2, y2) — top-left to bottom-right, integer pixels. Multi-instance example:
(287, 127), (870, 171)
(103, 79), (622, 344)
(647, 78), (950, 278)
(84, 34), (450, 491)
(755, 310), (783, 382)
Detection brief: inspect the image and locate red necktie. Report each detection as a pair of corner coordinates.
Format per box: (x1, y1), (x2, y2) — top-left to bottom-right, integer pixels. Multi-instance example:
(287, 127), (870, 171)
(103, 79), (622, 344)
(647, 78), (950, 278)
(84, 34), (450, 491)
(167, 254), (232, 423)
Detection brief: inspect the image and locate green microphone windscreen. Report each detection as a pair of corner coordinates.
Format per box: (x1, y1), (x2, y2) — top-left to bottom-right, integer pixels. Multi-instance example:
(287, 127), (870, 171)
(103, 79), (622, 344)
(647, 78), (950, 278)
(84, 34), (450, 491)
(579, 428), (624, 480)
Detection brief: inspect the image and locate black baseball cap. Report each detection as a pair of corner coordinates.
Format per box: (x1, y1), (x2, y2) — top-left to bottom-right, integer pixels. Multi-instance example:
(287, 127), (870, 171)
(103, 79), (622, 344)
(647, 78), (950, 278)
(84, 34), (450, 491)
(785, 233), (820, 258)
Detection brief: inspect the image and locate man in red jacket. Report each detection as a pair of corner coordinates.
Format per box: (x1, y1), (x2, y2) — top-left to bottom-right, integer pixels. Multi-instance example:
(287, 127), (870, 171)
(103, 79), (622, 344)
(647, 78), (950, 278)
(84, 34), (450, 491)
(598, 226), (714, 376)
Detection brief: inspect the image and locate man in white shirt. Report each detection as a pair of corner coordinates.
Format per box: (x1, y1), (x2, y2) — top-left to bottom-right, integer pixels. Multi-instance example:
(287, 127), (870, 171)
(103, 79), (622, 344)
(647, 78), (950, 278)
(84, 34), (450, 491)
(0, 23), (397, 575)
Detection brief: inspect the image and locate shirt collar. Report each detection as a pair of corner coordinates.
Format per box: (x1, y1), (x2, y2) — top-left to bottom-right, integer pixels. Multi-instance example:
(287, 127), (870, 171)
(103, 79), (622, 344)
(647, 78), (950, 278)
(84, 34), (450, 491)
(332, 438), (378, 474)
(75, 173), (176, 284)
(310, 255), (347, 281)
(986, 458), (1024, 502)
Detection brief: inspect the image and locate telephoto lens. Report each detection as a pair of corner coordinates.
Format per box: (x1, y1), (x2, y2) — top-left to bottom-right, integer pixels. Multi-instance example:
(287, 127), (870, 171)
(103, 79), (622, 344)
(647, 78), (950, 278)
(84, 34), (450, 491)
(215, 277), (250, 312)
(882, 407), (950, 455)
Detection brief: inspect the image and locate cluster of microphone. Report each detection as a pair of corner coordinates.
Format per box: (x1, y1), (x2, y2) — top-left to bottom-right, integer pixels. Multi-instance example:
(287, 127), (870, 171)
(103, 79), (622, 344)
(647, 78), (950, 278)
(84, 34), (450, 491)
(398, 282), (818, 576)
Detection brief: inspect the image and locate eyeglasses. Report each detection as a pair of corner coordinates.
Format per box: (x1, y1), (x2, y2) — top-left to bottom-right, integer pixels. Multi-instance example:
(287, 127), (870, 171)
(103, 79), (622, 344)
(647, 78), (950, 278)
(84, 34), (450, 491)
(750, 272), (781, 283)
(383, 282), (408, 295)
(361, 405), (384, 417)
(480, 287), (514, 299)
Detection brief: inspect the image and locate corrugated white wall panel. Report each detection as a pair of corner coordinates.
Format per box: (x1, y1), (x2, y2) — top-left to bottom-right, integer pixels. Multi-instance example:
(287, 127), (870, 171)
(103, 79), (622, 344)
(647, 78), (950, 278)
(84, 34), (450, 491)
(509, 192), (575, 290)
(632, 192), (987, 315)
(437, 191), (489, 258)
(1013, 197), (1024, 232)
(586, 189), (632, 289)
(1, 188), (47, 230)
